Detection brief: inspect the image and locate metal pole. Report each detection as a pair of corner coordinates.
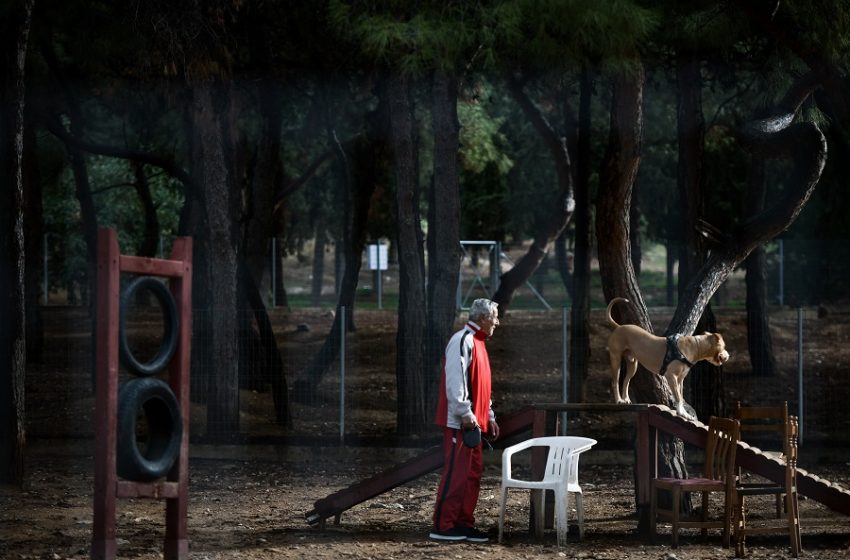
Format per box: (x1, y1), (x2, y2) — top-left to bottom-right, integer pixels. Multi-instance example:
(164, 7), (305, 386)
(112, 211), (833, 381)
(561, 306), (569, 435)
(340, 305), (346, 445)
(377, 244), (383, 310)
(797, 306), (804, 445)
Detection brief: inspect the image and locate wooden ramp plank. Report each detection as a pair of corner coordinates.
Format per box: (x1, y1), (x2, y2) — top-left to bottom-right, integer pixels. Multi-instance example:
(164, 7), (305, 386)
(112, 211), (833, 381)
(305, 407), (536, 527)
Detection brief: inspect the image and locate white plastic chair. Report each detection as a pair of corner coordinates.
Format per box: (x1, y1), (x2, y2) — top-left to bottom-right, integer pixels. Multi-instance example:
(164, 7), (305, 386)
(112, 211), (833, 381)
(498, 436), (597, 546)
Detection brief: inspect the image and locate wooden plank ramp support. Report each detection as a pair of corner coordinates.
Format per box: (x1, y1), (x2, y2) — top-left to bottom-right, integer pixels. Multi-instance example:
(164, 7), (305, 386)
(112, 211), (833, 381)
(304, 407), (537, 528)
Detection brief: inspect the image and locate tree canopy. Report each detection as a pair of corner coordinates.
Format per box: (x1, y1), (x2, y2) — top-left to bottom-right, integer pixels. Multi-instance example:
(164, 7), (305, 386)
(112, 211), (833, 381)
(3, 1), (849, 483)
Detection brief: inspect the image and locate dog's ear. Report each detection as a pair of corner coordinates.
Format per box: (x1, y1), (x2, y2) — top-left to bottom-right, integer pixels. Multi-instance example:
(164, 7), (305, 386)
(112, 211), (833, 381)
(710, 333), (725, 346)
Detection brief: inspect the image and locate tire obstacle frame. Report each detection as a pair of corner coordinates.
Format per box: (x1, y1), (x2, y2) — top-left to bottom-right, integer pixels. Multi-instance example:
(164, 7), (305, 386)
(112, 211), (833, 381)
(92, 228), (193, 560)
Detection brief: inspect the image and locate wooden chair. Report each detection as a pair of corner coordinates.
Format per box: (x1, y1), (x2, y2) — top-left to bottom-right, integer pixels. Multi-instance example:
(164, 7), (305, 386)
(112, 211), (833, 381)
(734, 415), (801, 558)
(733, 401), (788, 518)
(651, 416), (740, 548)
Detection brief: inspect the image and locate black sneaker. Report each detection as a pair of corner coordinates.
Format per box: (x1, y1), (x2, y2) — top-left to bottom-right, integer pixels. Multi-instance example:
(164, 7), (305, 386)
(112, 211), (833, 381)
(457, 526), (489, 543)
(429, 527), (467, 541)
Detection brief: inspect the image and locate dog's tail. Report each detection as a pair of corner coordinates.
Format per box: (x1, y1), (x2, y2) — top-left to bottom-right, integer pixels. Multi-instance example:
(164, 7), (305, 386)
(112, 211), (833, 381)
(606, 297), (630, 328)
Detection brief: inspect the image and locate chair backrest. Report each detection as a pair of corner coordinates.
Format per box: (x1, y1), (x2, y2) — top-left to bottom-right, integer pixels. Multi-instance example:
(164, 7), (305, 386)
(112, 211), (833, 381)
(535, 436), (597, 484)
(785, 415), (799, 480)
(704, 416), (740, 485)
(733, 401), (788, 452)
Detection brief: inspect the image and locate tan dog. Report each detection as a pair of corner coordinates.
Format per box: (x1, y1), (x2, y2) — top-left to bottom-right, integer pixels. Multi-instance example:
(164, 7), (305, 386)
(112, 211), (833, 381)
(606, 297), (730, 419)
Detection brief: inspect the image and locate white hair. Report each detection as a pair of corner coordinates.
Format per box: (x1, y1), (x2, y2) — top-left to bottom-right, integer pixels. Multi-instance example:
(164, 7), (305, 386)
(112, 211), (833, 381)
(469, 298), (498, 323)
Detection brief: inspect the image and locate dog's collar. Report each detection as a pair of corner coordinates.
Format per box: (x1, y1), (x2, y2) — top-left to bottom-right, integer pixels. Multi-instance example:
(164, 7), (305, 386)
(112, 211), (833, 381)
(660, 334), (694, 375)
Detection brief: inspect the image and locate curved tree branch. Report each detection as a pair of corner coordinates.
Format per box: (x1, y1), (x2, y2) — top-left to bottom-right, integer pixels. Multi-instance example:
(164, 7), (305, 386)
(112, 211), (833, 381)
(41, 114), (195, 190)
(494, 71), (575, 310)
(670, 79), (827, 334)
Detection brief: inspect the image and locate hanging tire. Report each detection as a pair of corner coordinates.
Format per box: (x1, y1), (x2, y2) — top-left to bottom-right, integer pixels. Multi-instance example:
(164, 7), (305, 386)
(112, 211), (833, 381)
(119, 276), (179, 376)
(116, 377), (182, 482)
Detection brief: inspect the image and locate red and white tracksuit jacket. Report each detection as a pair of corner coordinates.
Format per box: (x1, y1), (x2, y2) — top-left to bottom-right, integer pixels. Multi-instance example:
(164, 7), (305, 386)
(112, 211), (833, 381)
(432, 321), (495, 532)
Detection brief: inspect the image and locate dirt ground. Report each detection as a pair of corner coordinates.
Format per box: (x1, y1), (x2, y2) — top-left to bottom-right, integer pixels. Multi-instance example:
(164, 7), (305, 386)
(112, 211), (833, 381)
(4, 304), (850, 559)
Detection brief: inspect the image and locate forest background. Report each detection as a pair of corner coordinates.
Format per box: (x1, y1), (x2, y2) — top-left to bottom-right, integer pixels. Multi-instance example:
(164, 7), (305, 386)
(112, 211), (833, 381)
(2, 0), (850, 491)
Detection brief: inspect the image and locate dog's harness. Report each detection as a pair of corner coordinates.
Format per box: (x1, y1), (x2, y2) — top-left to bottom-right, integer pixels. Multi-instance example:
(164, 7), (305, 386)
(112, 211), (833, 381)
(660, 334), (694, 375)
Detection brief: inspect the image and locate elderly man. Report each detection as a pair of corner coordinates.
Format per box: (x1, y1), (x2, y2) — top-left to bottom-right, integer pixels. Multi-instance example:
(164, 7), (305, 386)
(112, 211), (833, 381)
(430, 298), (501, 543)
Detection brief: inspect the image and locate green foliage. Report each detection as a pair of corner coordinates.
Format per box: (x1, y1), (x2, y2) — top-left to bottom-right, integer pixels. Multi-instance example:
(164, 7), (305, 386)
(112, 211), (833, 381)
(460, 161), (510, 242)
(457, 95), (513, 175)
(328, 0), (484, 75)
(781, 0), (850, 70)
(492, 0), (660, 69)
(29, 0), (850, 309)
(43, 145), (183, 295)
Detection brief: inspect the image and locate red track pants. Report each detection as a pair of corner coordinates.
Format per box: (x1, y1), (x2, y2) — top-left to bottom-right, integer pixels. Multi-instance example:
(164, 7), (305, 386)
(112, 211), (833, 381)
(432, 427), (483, 531)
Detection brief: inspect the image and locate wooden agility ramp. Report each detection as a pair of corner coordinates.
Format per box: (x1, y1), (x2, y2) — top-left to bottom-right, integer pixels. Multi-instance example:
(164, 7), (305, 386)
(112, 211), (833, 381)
(305, 407), (537, 528)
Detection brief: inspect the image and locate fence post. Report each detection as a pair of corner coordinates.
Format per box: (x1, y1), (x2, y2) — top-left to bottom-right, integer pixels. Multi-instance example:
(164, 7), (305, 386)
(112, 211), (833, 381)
(561, 306), (569, 435)
(340, 305), (346, 445)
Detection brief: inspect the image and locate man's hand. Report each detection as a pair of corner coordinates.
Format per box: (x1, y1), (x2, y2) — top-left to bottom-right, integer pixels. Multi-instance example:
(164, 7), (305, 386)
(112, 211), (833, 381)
(486, 420), (500, 442)
(462, 416), (478, 430)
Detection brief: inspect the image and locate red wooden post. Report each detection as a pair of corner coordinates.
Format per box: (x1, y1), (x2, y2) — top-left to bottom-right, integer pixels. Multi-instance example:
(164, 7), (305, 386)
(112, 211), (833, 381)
(165, 238), (192, 559)
(636, 409), (651, 533)
(92, 229), (121, 560)
(91, 229), (192, 560)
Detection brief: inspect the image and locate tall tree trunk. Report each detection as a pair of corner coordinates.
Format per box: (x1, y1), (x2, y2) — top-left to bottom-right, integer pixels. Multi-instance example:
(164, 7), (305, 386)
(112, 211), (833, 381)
(190, 81), (241, 439)
(131, 161), (159, 258)
(595, 58), (691, 525)
(675, 47), (724, 420)
(293, 98), (387, 399)
(630, 181), (642, 277)
(311, 226), (327, 306)
(40, 42), (98, 310)
(0, 0), (33, 487)
(554, 231), (573, 300)
(495, 73), (575, 311)
(66, 122), (97, 308)
(244, 82), (282, 292)
(239, 261), (289, 424)
(273, 235), (288, 308)
(426, 70), (462, 421)
(676, 49), (706, 285)
(745, 159), (777, 378)
(596, 61), (647, 326)
(666, 238), (677, 306)
(569, 65), (593, 403)
(243, 3), (283, 296)
(389, 73), (427, 434)
(23, 107), (43, 361)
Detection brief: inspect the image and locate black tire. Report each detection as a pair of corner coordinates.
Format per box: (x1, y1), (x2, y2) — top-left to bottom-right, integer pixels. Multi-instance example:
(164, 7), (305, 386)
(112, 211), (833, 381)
(119, 276), (179, 376)
(116, 377), (183, 482)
